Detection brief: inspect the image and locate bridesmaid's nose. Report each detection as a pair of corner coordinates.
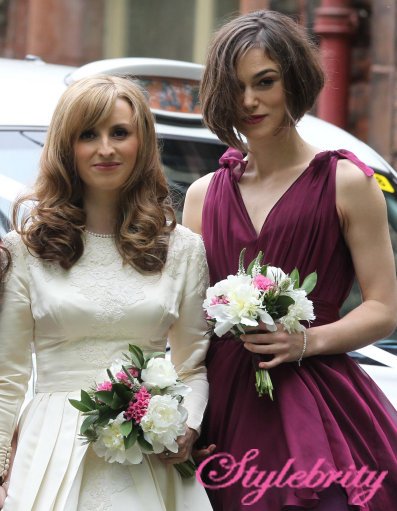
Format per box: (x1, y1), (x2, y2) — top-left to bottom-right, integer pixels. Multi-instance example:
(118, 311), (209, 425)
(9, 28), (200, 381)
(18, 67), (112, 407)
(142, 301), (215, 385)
(242, 86), (259, 110)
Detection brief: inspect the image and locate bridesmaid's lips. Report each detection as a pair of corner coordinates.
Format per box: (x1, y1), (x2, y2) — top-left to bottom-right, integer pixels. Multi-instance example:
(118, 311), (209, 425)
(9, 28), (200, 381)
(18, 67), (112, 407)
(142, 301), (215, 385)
(244, 115), (267, 125)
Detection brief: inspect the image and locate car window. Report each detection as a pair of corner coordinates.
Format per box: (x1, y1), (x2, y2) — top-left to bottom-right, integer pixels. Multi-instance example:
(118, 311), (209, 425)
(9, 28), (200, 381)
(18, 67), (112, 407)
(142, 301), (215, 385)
(0, 130), (44, 182)
(160, 137), (225, 220)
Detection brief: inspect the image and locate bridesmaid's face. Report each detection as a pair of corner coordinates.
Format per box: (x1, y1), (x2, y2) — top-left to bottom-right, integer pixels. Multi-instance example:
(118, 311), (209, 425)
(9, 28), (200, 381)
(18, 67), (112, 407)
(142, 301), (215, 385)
(235, 48), (287, 140)
(74, 98), (139, 197)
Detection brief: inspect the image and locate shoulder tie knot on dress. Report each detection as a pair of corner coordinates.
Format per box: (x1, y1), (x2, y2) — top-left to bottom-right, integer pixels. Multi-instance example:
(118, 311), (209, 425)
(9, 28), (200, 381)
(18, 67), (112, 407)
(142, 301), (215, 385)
(218, 147), (247, 182)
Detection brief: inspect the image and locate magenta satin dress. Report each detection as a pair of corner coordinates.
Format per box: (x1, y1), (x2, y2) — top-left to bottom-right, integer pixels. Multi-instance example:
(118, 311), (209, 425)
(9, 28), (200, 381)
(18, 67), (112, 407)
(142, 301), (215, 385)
(199, 148), (397, 511)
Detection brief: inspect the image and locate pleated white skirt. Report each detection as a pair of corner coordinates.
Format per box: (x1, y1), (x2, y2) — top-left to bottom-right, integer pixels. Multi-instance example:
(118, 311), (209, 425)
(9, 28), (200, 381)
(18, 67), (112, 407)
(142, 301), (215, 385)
(4, 392), (212, 511)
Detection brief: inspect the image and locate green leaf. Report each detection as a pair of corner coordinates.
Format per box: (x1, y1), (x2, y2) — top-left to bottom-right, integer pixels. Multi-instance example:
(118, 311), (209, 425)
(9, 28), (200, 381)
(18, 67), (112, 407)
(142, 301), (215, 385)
(128, 344), (145, 369)
(106, 369), (117, 383)
(137, 434), (153, 452)
(147, 351), (165, 360)
(80, 390), (96, 410)
(124, 427), (139, 450)
(110, 393), (124, 410)
(81, 428), (98, 443)
(301, 272), (317, 295)
(174, 459), (196, 478)
(80, 414), (98, 435)
(97, 411), (114, 426)
(94, 391), (114, 405)
(112, 383), (133, 402)
(273, 295), (295, 317)
(120, 420), (133, 437)
(290, 268), (300, 289)
(69, 399), (92, 413)
(260, 264), (268, 276)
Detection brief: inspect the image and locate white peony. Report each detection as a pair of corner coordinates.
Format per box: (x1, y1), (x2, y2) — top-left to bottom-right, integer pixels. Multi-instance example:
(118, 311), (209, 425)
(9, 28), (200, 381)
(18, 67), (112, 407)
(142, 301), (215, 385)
(141, 357), (178, 389)
(279, 289), (315, 333)
(140, 394), (187, 453)
(204, 274), (275, 336)
(93, 412), (143, 464)
(266, 266), (293, 291)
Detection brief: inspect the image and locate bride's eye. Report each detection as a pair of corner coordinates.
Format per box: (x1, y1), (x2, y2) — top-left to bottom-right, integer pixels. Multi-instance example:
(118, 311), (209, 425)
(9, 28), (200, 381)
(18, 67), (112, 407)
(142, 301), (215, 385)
(112, 127), (129, 138)
(79, 129), (96, 140)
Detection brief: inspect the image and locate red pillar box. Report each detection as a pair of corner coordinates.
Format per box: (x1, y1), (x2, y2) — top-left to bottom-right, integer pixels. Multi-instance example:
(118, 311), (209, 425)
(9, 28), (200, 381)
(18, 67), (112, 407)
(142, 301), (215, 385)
(314, 0), (357, 128)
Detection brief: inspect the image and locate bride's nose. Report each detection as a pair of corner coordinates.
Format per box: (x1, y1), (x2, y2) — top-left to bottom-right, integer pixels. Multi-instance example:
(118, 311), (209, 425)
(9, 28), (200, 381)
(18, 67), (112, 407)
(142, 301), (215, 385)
(97, 136), (115, 157)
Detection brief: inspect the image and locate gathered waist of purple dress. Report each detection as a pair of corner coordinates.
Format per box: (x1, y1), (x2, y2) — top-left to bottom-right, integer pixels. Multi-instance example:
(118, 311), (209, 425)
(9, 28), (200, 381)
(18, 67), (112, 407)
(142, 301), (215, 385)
(311, 298), (340, 326)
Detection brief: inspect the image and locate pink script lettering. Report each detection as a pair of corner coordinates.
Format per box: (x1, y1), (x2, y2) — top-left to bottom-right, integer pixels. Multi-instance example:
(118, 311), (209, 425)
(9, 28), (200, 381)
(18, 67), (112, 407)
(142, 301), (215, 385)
(196, 449), (388, 506)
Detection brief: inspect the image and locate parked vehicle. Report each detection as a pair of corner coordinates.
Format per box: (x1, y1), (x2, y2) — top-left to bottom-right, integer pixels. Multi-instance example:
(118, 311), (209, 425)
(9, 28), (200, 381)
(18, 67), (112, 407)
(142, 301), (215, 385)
(1, 56), (396, 406)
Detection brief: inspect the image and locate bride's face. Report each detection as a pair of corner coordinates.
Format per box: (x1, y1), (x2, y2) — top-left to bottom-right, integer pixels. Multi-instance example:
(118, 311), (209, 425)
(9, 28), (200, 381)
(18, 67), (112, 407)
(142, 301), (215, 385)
(74, 98), (139, 197)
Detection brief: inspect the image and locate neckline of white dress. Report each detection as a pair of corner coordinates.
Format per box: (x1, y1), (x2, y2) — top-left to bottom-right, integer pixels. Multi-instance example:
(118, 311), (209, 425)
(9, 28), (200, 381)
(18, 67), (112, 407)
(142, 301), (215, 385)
(85, 230), (115, 239)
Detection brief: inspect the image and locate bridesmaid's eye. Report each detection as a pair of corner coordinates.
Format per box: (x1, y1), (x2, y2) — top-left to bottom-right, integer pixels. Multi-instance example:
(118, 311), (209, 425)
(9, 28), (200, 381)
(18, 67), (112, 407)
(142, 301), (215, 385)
(258, 78), (275, 88)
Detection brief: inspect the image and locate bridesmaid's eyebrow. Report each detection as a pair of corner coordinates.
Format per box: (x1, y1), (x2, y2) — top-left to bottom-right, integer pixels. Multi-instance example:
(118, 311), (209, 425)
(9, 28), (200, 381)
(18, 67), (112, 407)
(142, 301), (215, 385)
(237, 68), (280, 87)
(252, 69), (280, 80)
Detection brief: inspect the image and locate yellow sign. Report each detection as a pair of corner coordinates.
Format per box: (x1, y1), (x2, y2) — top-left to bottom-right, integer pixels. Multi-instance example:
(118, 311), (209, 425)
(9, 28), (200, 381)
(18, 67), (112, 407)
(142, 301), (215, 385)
(374, 173), (395, 193)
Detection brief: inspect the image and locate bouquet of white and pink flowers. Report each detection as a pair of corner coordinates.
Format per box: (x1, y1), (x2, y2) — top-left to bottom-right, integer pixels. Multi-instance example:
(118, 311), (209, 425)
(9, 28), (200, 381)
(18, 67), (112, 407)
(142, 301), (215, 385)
(203, 249), (317, 399)
(69, 345), (195, 478)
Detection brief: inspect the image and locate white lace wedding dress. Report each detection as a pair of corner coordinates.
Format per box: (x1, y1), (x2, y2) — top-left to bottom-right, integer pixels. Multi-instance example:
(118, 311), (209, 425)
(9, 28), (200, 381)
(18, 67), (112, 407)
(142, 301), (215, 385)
(0, 226), (212, 511)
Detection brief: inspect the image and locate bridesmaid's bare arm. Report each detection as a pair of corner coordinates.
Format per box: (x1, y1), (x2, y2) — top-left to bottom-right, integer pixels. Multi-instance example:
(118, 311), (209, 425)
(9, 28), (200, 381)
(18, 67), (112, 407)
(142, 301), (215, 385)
(182, 173), (214, 235)
(244, 159), (397, 367)
(308, 159), (397, 354)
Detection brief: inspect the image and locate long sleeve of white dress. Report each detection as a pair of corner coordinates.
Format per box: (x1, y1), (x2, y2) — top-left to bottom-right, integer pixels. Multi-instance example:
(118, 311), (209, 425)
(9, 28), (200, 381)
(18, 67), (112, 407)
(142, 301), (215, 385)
(168, 230), (209, 432)
(0, 232), (33, 479)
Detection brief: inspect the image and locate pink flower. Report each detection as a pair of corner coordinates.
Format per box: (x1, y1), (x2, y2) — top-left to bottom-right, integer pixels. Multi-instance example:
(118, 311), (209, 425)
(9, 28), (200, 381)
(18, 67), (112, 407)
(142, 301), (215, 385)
(210, 295), (229, 305)
(116, 368), (139, 384)
(96, 380), (113, 392)
(124, 386), (151, 424)
(253, 274), (275, 291)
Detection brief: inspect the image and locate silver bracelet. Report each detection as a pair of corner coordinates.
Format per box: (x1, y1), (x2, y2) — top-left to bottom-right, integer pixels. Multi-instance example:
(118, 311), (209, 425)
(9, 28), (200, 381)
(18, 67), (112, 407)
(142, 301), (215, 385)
(297, 329), (307, 366)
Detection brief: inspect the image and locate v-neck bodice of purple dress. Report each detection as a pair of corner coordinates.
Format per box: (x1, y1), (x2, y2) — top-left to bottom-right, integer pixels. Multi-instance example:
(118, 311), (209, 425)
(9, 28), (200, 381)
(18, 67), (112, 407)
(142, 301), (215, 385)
(199, 148), (397, 511)
(203, 148), (372, 326)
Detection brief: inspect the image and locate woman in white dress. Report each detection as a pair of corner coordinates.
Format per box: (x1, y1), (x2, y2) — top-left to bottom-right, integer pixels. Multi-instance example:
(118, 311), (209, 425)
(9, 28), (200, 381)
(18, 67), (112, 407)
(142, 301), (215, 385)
(0, 75), (212, 511)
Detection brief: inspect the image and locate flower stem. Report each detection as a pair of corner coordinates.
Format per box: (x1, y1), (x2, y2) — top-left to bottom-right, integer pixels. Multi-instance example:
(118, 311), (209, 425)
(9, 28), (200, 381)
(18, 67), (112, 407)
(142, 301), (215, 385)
(255, 368), (274, 400)
(174, 458), (196, 478)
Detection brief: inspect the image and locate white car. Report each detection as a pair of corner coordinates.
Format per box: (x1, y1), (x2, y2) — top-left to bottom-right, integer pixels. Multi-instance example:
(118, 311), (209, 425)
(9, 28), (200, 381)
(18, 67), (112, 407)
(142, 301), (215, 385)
(1, 56), (397, 408)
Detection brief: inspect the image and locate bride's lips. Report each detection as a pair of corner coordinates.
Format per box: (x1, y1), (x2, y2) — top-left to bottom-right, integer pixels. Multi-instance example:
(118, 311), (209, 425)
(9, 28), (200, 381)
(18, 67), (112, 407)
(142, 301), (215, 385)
(244, 114), (267, 125)
(93, 162), (121, 170)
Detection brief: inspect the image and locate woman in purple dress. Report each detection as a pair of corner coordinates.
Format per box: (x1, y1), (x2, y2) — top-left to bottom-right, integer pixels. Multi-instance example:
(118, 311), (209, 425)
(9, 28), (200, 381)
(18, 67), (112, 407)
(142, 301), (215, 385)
(183, 10), (397, 511)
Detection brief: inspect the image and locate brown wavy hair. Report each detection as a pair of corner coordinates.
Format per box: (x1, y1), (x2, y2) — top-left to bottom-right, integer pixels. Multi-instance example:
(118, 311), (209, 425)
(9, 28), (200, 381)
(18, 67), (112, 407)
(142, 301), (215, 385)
(13, 75), (176, 272)
(200, 10), (325, 152)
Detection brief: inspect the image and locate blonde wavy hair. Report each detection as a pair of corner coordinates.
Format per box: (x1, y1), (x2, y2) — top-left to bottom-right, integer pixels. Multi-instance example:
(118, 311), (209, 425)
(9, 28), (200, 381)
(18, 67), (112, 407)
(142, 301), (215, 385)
(0, 243), (11, 296)
(13, 75), (176, 272)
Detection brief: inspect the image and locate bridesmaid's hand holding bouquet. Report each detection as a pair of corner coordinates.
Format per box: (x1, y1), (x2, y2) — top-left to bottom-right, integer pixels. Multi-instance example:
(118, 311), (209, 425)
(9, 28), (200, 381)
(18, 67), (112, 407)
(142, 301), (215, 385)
(203, 249), (317, 399)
